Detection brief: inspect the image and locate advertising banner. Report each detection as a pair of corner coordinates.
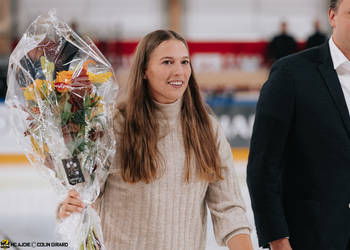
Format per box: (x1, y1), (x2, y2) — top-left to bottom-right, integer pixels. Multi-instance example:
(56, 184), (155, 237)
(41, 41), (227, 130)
(209, 99), (256, 148)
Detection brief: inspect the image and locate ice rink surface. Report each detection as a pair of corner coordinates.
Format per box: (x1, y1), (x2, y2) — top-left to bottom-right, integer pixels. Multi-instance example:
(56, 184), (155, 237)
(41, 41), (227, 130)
(0, 161), (262, 250)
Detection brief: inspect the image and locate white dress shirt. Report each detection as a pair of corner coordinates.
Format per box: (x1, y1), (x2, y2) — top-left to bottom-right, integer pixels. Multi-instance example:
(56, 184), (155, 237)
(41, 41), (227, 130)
(329, 37), (350, 114)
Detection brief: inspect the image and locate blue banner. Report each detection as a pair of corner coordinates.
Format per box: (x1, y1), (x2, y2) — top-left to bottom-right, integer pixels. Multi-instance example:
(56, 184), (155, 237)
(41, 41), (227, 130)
(207, 97), (257, 147)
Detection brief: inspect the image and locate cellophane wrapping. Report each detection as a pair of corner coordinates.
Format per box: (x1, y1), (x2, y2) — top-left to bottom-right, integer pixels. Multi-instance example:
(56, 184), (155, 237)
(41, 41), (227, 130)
(5, 11), (118, 250)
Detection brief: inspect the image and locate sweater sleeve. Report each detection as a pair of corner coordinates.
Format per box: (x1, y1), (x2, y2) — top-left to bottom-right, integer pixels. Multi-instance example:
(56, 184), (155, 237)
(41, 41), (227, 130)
(205, 117), (252, 246)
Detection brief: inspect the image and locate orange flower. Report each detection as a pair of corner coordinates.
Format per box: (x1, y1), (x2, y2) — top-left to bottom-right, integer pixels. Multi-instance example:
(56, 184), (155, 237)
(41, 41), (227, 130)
(56, 70), (73, 84)
(83, 60), (96, 71)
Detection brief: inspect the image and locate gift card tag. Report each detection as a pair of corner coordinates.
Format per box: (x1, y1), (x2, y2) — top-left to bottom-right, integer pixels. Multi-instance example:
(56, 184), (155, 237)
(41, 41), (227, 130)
(62, 157), (85, 185)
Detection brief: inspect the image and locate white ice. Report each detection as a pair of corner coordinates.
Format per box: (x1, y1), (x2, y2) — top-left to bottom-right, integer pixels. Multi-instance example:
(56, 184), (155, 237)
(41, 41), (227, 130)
(0, 162), (262, 250)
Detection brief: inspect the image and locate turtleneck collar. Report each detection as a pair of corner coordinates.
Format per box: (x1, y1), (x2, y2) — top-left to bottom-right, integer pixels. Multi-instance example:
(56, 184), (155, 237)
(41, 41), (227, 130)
(153, 97), (182, 123)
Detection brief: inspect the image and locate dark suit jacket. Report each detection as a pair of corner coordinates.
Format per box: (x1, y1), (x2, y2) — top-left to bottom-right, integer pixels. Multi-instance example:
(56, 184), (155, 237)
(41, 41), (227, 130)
(247, 42), (350, 250)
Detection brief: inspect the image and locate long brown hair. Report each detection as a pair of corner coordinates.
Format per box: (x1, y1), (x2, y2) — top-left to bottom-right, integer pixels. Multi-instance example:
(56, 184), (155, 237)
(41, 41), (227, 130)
(117, 29), (223, 183)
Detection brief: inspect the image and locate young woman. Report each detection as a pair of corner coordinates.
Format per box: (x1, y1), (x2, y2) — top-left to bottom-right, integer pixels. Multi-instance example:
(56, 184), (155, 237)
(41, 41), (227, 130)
(58, 29), (253, 250)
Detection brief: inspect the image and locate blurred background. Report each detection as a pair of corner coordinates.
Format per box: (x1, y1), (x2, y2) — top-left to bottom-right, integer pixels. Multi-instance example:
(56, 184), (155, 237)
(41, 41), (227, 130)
(0, 0), (331, 249)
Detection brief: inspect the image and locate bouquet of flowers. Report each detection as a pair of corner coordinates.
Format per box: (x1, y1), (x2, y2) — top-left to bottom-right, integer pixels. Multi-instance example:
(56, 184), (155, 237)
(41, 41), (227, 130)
(5, 11), (117, 250)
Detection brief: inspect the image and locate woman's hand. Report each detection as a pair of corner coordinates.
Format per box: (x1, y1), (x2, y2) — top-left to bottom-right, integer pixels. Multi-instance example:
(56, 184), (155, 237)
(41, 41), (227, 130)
(57, 189), (85, 219)
(227, 234), (253, 250)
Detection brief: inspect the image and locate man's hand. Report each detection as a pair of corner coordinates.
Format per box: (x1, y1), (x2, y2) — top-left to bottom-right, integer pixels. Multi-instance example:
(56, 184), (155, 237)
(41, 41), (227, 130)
(270, 238), (292, 250)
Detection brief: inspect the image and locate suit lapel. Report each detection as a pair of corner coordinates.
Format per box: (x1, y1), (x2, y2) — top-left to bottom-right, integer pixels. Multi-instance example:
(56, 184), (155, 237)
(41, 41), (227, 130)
(318, 43), (350, 139)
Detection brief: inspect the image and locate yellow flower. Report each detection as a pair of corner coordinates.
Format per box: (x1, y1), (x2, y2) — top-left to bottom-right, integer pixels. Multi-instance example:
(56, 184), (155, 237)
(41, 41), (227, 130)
(30, 135), (43, 158)
(43, 143), (50, 154)
(23, 79), (55, 101)
(34, 79), (54, 97)
(81, 59), (112, 84)
(87, 72), (112, 84)
(34, 79), (43, 89)
(23, 84), (36, 101)
(97, 102), (104, 114)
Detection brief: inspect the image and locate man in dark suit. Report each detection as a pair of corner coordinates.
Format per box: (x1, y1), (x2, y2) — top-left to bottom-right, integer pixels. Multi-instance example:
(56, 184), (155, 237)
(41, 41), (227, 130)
(266, 21), (297, 65)
(306, 20), (328, 49)
(247, 0), (350, 249)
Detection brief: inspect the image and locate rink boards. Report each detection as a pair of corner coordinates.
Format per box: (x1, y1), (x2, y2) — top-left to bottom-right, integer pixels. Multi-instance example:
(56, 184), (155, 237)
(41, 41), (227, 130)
(0, 102), (254, 164)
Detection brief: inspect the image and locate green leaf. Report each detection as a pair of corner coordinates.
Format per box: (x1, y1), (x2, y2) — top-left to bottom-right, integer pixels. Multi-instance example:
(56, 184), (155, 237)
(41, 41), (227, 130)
(84, 94), (92, 108)
(61, 111), (71, 125)
(61, 100), (72, 125)
(64, 99), (72, 113)
(40, 56), (55, 82)
(40, 56), (46, 70)
(77, 140), (87, 152)
(73, 110), (86, 126)
(86, 108), (92, 120)
(47, 62), (54, 75)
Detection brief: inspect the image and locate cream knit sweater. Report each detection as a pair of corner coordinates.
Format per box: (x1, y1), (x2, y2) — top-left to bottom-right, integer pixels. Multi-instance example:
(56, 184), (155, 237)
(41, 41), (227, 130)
(95, 98), (251, 250)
